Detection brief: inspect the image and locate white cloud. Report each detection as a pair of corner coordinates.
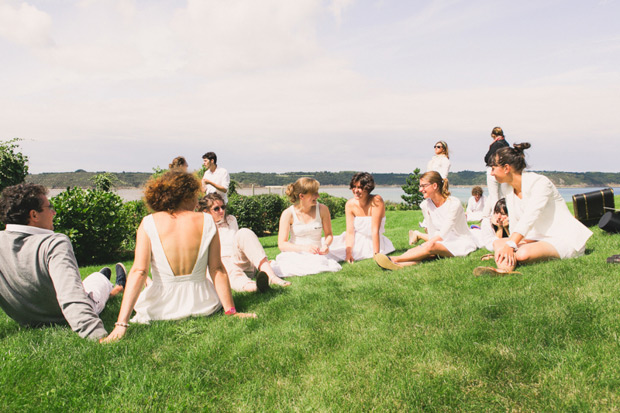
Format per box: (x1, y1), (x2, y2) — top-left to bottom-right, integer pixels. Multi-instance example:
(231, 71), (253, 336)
(0, 0), (53, 48)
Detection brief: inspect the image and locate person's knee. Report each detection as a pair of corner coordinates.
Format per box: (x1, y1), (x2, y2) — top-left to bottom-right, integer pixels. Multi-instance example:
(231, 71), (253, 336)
(515, 249), (530, 263)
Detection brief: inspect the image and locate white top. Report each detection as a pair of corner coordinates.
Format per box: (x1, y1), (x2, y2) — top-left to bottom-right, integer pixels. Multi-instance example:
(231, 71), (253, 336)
(421, 195), (477, 256)
(131, 213), (221, 324)
(426, 155), (451, 179)
(505, 172), (592, 250)
(203, 166), (230, 203)
(466, 195), (485, 221)
(288, 204), (323, 247)
(215, 215), (239, 257)
(327, 216), (395, 261)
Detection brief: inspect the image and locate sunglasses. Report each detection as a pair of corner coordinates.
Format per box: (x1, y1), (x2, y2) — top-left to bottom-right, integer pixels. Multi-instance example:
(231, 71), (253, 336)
(434, 145), (443, 149)
(212, 205), (226, 212)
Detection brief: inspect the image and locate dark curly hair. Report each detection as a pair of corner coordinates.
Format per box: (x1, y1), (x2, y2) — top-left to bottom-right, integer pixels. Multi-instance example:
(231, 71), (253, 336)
(144, 171), (200, 213)
(350, 172), (375, 193)
(0, 183), (47, 225)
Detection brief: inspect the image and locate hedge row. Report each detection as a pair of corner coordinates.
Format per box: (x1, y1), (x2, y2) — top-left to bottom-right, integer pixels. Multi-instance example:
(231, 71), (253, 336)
(49, 189), (348, 264)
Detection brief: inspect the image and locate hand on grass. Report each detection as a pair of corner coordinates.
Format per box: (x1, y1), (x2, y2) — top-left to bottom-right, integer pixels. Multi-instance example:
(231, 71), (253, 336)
(100, 325), (127, 343)
(233, 312), (257, 319)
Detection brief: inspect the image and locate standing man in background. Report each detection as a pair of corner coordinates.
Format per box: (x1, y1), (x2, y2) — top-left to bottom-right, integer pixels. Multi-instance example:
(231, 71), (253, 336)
(202, 152), (230, 204)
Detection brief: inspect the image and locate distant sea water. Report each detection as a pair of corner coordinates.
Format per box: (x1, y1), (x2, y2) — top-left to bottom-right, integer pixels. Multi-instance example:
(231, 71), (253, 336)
(48, 186), (620, 204)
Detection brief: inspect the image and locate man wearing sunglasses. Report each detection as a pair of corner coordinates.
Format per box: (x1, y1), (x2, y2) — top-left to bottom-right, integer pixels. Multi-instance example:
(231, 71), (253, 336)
(0, 183), (126, 340)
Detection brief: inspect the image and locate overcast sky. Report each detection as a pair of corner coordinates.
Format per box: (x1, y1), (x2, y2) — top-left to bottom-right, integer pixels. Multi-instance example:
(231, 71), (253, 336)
(1, 0), (619, 174)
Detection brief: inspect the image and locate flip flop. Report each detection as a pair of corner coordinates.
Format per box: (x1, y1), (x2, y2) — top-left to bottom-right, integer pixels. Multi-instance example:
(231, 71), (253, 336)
(256, 271), (270, 293)
(480, 254), (494, 261)
(606, 255), (620, 264)
(473, 266), (522, 277)
(374, 253), (403, 271)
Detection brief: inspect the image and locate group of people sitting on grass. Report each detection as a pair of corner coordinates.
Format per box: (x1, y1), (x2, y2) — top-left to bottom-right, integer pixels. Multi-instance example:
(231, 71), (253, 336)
(0, 132), (593, 342)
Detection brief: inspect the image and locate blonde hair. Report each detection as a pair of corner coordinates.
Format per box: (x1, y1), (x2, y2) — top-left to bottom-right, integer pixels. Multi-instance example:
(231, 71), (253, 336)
(435, 141), (449, 159)
(420, 171), (450, 198)
(286, 177), (320, 203)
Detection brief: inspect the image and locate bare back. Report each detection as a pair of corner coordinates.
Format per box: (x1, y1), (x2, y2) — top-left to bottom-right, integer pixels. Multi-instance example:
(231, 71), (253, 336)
(151, 211), (204, 276)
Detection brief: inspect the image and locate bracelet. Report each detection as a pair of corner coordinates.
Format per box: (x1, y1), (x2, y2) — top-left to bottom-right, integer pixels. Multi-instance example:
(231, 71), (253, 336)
(506, 240), (518, 251)
(224, 307), (237, 315)
(115, 322), (129, 328)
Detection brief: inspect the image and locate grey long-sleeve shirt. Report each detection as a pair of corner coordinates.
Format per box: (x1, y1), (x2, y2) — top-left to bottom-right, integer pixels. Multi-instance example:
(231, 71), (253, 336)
(0, 225), (107, 340)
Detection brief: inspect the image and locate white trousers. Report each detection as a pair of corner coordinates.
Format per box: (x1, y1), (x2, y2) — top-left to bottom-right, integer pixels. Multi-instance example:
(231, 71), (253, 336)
(82, 272), (114, 314)
(222, 228), (268, 292)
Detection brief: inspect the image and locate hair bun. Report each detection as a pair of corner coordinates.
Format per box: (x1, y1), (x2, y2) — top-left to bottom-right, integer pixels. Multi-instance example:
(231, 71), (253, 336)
(513, 142), (531, 152)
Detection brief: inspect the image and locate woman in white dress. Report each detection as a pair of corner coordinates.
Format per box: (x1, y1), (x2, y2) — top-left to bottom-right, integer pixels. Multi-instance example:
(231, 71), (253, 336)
(199, 193), (290, 291)
(474, 143), (593, 275)
(328, 172), (395, 263)
(465, 186), (486, 221)
(426, 140), (451, 179)
(374, 171), (477, 270)
(271, 178), (341, 277)
(102, 171), (255, 342)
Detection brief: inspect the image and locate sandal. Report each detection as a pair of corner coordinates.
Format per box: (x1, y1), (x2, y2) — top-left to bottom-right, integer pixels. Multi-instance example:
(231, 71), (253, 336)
(606, 255), (620, 264)
(480, 254), (494, 261)
(473, 266), (522, 277)
(374, 253), (403, 271)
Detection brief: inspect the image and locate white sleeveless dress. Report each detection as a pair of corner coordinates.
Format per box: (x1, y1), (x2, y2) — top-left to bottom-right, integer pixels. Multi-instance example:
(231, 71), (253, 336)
(271, 204), (342, 277)
(131, 213), (222, 324)
(327, 216), (395, 262)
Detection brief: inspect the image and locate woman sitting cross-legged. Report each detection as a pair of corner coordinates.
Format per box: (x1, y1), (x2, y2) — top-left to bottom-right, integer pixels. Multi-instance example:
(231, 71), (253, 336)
(327, 172), (394, 263)
(465, 186), (486, 222)
(270, 178), (342, 277)
(474, 143), (593, 276)
(198, 193), (290, 291)
(374, 171), (477, 270)
(101, 171), (255, 342)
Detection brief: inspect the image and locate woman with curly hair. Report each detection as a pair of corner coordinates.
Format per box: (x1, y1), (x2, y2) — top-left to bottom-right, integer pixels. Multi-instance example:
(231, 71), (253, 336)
(270, 178), (341, 277)
(327, 172), (394, 263)
(474, 143), (592, 275)
(102, 171), (254, 342)
(169, 156), (188, 172)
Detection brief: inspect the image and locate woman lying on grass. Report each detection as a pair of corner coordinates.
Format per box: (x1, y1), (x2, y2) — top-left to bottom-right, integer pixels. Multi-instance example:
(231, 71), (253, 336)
(270, 178), (341, 277)
(102, 171), (255, 343)
(199, 193), (290, 291)
(374, 171), (477, 270)
(474, 143), (593, 276)
(327, 172), (395, 263)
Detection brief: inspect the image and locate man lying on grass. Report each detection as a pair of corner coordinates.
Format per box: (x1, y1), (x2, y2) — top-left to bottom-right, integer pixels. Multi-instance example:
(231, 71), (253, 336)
(0, 183), (126, 340)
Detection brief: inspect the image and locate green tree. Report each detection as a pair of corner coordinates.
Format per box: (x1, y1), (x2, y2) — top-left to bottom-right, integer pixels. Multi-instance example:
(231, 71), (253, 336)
(91, 172), (117, 192)
(0, 138), (29, 192)
(401, 168), (424, 210)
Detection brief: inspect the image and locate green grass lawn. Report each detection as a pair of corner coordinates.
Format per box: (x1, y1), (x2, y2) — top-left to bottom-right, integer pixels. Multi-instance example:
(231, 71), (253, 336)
(2, 209), (620, 410)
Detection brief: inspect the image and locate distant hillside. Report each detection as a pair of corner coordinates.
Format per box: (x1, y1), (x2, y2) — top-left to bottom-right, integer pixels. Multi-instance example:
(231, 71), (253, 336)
(26, 170), (620, 189)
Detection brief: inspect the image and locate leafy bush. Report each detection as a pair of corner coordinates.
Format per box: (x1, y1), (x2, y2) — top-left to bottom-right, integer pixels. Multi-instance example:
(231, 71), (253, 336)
(121, 200), (150, 250)
(0, 138), (29, 193)
(318, 192), (347, 218)
(51, 187), (131, 264)
(227, 194), (266, 236)
(227, 194), (288, 236)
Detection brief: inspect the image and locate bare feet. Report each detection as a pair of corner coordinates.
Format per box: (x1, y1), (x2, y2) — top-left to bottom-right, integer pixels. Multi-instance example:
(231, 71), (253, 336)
(269, 276), (291, 287)
(408, 230), (419, 245)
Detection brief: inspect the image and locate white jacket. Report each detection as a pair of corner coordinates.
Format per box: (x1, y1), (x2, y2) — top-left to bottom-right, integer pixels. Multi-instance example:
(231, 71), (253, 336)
(506, 172), (592, 251)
